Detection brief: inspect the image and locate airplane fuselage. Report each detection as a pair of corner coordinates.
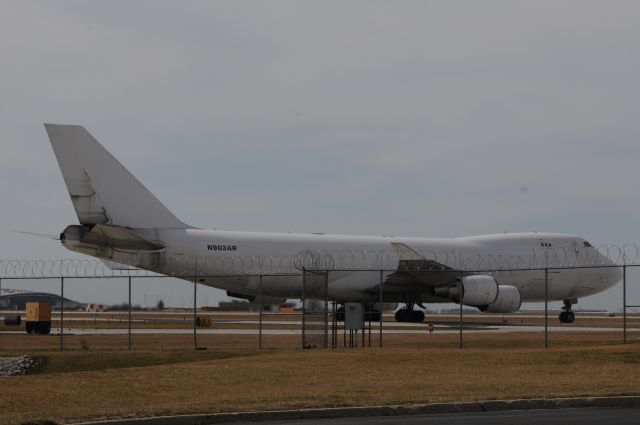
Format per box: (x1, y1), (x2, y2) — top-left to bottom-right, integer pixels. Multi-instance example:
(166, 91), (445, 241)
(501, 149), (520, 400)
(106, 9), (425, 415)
(116, 229), (621, 305)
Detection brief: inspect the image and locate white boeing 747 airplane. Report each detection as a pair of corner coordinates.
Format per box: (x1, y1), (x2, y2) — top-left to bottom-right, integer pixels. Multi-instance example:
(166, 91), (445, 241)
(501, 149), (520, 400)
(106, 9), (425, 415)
(44, 124), (621, 323)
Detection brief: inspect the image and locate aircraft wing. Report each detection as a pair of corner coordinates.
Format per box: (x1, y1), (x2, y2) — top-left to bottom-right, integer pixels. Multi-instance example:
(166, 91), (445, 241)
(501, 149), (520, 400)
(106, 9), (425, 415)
(385, 242), (461, 288)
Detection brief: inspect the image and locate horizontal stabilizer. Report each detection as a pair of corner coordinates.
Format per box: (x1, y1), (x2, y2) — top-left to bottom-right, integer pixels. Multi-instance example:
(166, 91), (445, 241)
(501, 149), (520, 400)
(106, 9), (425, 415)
(100, 259), (139, 271)
(62, 224), (165, 252)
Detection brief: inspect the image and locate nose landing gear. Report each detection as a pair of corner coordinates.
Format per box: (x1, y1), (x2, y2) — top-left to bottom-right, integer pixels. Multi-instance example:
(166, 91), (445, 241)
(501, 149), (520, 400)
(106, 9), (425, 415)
(559, 299), (576, 323)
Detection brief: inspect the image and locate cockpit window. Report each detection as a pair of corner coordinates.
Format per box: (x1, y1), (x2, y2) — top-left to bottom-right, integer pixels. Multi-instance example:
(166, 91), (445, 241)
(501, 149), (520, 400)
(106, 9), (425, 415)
(583, 241), (592, 248)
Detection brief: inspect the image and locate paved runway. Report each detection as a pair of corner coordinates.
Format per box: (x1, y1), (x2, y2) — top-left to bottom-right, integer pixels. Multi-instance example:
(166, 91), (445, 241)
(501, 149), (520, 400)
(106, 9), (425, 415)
(227, 407), (640, 425)
(3, 311), (639, 335)
(4, 326), (640, 335)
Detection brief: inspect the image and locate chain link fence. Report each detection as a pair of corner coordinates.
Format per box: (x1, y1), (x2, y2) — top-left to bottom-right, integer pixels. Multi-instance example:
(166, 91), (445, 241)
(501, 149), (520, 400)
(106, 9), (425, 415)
(0, 249), (638, 351)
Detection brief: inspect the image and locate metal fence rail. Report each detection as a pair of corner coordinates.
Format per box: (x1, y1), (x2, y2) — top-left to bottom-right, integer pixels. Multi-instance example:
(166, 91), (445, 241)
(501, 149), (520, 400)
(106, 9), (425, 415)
(0, 256), (638, 352)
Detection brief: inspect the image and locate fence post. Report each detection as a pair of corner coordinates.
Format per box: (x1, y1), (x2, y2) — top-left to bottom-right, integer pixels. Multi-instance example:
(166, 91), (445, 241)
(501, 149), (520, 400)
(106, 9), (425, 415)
(128, 276), (132, 350)
(60, 276), (64, 351)
(544, 267), (548, 349)
(368, 302), (371, 348)
(379, 269), (383, 348)
(301, 268), (306, 349)
(623, 265), (627, 344)
(459, 272), (463, 349)
(193, 259), (197, 350)
(332, 300), (336, 349)
(361, 308), (365, 348)
(258, 275), (263, 350)
(324, 272), (329, 350)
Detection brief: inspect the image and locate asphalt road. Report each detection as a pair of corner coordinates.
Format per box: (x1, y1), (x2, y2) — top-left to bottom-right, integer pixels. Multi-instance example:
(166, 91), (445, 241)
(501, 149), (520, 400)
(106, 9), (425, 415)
(226, 407), (640, 425)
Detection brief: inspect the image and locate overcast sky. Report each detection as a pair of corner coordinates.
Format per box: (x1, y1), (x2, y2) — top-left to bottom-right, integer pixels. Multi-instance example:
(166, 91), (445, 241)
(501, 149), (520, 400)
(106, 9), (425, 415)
(1, 1), (640, 307)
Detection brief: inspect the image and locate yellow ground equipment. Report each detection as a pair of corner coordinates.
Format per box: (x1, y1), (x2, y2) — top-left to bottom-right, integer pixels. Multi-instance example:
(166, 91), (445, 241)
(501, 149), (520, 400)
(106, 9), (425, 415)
(195, 317), (212, 327)
(25, 302), (52, 335)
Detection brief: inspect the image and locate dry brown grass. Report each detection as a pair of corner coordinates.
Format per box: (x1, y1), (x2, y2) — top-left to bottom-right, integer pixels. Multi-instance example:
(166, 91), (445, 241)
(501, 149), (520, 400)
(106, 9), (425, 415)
(1, 329), (639, 352)
(0, 341), (639, 425)
(0, 311), (638, 423)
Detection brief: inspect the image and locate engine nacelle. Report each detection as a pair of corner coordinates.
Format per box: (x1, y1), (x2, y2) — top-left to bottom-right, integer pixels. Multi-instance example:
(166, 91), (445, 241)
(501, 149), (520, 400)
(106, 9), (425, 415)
(480, 285), (522, 313)
(460, 275), (499, 306)
(433, 275), (498, 306)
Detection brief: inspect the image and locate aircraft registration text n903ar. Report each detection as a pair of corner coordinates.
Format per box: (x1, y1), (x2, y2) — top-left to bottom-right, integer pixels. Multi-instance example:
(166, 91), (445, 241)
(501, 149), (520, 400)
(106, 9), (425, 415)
(207, 244), (237, 251)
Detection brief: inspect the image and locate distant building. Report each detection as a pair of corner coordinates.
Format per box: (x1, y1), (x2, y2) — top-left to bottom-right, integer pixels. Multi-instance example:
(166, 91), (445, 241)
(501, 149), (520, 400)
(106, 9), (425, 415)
(205, 300), (278, 312)
(85, 303), (108, 312)
(0, 291), (84, 311)
(216, 300), (258, 311)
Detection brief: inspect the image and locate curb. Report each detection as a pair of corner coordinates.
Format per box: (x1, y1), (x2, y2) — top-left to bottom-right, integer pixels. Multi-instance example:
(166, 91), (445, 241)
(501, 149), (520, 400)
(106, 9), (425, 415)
(75, 396), (640, 425)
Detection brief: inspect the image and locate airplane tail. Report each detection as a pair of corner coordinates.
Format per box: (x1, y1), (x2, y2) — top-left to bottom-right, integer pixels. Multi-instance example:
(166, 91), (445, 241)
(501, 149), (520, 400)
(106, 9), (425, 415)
(44, 124), (188, 229)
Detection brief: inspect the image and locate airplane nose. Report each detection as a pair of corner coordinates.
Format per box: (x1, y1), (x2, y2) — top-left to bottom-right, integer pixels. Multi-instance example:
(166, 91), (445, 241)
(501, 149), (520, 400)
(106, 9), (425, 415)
(606, 266), (623, 288)
(595, 247), (622, 289)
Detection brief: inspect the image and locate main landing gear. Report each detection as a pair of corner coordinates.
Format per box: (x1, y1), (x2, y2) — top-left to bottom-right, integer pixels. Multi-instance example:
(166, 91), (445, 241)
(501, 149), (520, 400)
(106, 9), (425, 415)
(394, 303), (425, 323)
(559, 299), (576, 323)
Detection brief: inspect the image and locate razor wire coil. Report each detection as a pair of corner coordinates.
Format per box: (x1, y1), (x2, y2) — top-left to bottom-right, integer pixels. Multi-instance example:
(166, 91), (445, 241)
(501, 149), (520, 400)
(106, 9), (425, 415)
(0, 243), (637, 278)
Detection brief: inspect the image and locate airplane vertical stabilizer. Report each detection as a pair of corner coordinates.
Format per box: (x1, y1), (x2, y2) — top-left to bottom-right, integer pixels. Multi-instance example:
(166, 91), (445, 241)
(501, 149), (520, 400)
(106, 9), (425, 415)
(44, 123), (188, 229)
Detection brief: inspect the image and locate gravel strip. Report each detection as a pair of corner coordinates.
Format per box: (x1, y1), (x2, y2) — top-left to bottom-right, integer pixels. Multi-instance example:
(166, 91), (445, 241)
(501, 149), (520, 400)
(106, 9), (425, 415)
(0, 355), (38, 376)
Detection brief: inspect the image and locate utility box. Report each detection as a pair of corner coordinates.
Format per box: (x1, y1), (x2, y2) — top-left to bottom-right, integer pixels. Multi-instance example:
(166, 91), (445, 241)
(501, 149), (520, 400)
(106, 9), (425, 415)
(25, 302), (52, 335)
(344, 302), (364, 330)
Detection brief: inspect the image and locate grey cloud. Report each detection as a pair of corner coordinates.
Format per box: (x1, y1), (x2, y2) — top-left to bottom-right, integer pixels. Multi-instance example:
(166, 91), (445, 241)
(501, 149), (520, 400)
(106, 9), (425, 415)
(1, 0), (640, 260)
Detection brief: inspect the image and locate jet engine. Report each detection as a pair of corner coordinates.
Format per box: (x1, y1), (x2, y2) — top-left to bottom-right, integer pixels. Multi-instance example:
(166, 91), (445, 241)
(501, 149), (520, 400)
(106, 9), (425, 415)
(433, 275), (499, 306)
(479, 285), (522, 313)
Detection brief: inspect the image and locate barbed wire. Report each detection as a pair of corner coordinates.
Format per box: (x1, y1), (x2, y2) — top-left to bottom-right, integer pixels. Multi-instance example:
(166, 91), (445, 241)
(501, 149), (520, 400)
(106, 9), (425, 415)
(0, 243), (637, 278)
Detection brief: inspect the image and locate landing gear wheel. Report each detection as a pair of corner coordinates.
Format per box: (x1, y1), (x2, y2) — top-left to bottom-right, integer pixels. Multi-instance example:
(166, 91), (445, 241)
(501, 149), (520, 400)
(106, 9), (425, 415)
(394, 306), (425, 323)
(559, 299), (576, 323)
(394, 309), (404, 322)
(336, 306), (345, 321)
(559, 311), (575, 323)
